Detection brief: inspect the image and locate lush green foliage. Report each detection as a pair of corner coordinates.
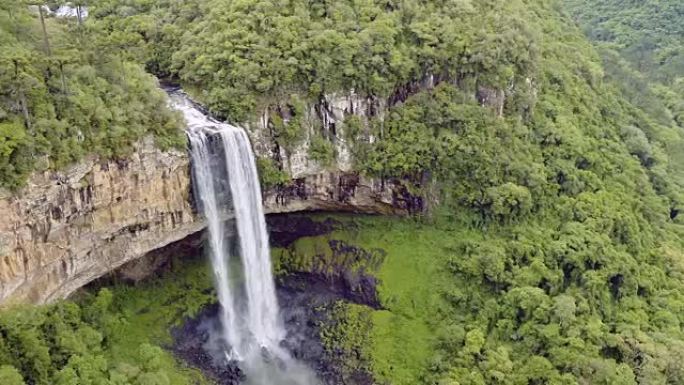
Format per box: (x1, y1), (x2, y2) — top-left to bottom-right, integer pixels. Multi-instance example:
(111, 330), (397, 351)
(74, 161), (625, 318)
(256, 156), (290, 190)
(0, 291), (164, 385)
(88, 0), (541, 166)
(319, 301), (374, 383)
(564, 0), (683, 83)
(563, 0), (684, 189)
(0, 2), (183, 189)
(266, 0), (684, 383)
(277, 207), (684, 385)
(0, 257), (215, 385)
(4, 0), (684, 384)
(354, 0), (683, 215)
(91, 0), (537, 117)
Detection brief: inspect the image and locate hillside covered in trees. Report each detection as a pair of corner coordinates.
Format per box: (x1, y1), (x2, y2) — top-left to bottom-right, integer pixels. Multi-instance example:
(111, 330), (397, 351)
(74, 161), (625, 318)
(564, 0), (684, 190)
(564, 0), (683, 84)
(2, 0), (684, 385)
(0, 1), (183, 189)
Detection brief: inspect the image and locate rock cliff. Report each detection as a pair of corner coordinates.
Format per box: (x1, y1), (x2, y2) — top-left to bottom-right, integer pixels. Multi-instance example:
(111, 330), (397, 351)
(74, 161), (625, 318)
(0, 138), (198, 305)
(0, 79), (480, 305)
(0, 137), (402, 305)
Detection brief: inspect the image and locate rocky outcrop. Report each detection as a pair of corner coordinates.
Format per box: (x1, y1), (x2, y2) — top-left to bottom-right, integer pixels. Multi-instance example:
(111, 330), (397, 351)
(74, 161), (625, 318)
(265, 172), (413, 215)
(0, 138), (199, 305)
(0, 138), (404, 305)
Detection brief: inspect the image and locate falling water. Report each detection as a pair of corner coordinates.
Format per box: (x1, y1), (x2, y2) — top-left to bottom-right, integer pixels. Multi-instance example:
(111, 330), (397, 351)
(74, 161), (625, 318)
(185, 130), (242, 358)
(171, 91), (282, 358)
(222, 129), (283, 352)
(170, 91), (318, 385)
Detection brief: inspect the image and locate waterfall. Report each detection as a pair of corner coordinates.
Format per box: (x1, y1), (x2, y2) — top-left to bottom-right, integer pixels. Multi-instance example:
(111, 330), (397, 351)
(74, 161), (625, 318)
(186, 131), (242, 357)
(170, 92), (283, 360)
(170, 90), (319, 385)
(222, 130), (282, 351)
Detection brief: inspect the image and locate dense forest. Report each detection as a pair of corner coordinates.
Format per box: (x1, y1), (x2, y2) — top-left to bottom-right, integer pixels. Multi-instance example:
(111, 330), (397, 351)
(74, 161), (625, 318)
(0, 1), (183, 189)
(0, 290), (181, 385)
(2, 0), (684, 385)
(565, 0), (683, 84)
(0, 260), (215, 385)
(564, 0), (684, 190)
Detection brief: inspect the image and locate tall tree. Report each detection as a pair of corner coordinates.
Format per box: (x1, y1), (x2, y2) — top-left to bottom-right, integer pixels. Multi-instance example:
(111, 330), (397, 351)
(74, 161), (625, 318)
(26, 1), (52, 56)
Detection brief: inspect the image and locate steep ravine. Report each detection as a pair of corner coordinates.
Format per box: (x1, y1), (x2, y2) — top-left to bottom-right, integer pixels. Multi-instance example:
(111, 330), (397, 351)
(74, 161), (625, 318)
(0, 76), (500, 306)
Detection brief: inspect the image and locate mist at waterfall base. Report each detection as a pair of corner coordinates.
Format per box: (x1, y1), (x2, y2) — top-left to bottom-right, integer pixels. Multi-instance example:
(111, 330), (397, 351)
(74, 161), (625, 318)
(170, 91), (320, 385)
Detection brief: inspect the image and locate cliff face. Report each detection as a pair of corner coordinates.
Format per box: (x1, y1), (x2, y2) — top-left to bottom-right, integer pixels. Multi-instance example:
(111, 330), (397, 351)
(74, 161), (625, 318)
(1, 81), (468, 305)
(0, 138), (199, 305)
(0, 137), (403, 305)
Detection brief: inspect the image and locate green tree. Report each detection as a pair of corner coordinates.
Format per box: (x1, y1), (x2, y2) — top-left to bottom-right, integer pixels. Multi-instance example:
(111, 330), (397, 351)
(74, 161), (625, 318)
(0, 365), (26, 385)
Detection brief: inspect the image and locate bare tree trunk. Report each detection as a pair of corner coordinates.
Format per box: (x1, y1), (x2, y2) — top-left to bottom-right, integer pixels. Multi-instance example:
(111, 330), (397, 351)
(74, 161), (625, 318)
(59, 61), (68, 94)
(13, 60), (32, 131)
(120, 56), (127, 83)
(19, 91), (31, 131)
(38, 5), (52, 56)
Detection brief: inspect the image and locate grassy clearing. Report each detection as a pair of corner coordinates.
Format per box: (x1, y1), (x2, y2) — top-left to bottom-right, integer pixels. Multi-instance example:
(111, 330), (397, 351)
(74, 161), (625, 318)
(274, 215), (470, 385)
(99, 256), (216, 385)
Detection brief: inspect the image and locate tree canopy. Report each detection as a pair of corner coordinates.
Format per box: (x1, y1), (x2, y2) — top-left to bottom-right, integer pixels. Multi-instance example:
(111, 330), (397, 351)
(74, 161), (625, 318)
(0, 290), (175, 385)
(0, 1), (183, 189)
(2, 0), (684, 384)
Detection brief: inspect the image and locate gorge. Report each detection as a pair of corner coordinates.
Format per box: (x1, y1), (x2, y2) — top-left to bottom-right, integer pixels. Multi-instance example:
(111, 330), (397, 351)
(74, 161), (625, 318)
(2, 1), (684, 385)
(0, 126), (406, 305)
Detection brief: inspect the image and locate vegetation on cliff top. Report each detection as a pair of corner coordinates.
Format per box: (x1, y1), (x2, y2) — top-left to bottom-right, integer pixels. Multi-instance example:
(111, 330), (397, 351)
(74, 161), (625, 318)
(0, 2), (184, 190)
(88, 0), (540, 166)
(90, 0), (537, 120)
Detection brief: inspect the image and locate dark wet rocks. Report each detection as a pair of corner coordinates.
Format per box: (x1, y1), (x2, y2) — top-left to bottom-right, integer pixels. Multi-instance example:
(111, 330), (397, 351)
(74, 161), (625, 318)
(171, 303), (244, 385)
(277, 270), (379, 385)
(266, 215), (341, 248)
(172, 267), (380, 385)
(170, 215), (383, 385)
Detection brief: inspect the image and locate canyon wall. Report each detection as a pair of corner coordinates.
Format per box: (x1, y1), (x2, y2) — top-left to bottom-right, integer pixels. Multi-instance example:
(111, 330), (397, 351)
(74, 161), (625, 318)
(0, 81), (484, 305)
(0, 138), (198, 305)
(0, 137), (403, 305)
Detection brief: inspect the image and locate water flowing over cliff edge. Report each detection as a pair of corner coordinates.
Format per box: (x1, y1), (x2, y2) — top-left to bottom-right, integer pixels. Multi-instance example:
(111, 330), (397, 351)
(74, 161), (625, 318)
(0, 90), (409, 306)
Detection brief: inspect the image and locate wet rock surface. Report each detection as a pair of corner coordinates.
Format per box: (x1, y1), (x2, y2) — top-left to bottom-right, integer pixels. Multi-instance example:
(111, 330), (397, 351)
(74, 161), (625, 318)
(171, 303), (243, 385)
(277, 272), (378, 385)
(266, 215), (341, 248)
(269, 214), (384, 308)
(171, 269), (379, 385)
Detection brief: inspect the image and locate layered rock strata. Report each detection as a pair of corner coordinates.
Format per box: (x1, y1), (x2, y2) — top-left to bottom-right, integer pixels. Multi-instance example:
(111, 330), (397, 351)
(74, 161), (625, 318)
(0, 139), (403, 305)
